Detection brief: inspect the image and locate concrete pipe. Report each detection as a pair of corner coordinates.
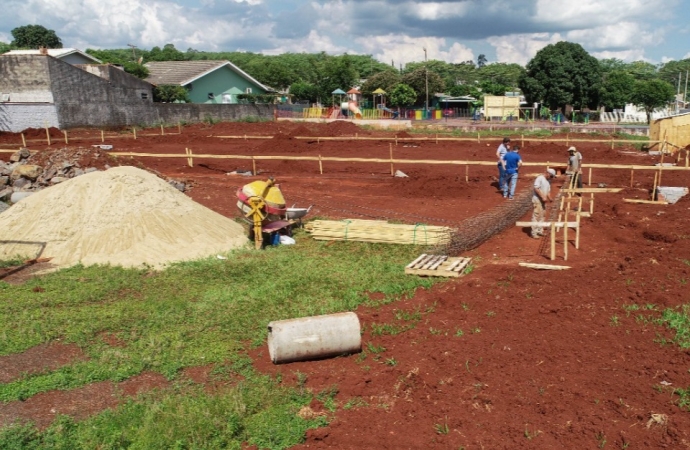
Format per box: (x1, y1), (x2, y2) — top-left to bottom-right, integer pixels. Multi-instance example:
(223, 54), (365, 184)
(267, 312), (361, 364)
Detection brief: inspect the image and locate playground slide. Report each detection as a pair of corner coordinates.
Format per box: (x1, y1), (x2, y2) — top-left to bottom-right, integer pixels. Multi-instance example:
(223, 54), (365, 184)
(379, 105), (399, 118)
(348, 102), (363, 119)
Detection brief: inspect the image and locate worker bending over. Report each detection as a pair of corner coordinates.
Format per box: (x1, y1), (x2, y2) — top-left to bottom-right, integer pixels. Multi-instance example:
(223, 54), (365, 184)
(531, 168), (557, 239)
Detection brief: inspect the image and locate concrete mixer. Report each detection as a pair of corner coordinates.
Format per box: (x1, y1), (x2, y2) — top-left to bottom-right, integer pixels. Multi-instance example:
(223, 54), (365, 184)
(236, 178), (309, 249)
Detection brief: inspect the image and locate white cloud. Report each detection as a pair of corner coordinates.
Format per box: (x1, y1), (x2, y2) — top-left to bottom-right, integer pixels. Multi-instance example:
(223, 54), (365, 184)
(404, 1), (471, 20)
(685, 52), (690, 59)
(354, 34), (473, 67)
(661, 56), (676, 63)
(592, 49), (647, 62)
(565, 22), (663, 51)
(534, 0), (673, 27)
(234, 0), (262, 4)
(487, 33), (561, 65)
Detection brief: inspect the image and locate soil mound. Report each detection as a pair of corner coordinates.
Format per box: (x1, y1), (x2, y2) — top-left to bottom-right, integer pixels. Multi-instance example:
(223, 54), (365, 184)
(0, 166), (247, 269)
(323, 121), (369, 137)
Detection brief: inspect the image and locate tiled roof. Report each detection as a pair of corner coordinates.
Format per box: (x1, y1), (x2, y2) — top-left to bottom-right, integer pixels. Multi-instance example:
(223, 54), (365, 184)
(144, 60), (269, 91)
(2, 48), (101, 63)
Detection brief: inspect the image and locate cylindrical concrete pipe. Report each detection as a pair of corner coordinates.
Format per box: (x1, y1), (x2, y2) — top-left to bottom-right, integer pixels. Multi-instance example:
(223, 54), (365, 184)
(267, 312), (361, 364)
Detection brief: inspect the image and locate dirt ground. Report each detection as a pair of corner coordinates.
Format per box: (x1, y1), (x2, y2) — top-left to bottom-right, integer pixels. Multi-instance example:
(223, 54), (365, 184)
(2, 121), (690, 448)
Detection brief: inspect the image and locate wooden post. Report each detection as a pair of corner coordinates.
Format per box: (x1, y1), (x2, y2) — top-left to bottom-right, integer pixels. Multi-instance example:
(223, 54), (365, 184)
(589, 193), (594, 214)
(160, 124), (165, 136)
(356, 133), (358, 139)
(521, 134), (524, 147)
(563, 209), (569, 261)
(658, 148), (665, 188)
(686, 150), (689, 168)
(465, 165), (469, 183)
(21, 133), (26, 147)
(46, 127), (51, 145)
(435, 133), (438, 144)
(611, 138), (614, 150)
(101, 130), (105, 143)
(550, 222), (556, 261)
(317, 137), (320, 144)
(575, 210), (582, 250)
(588, 167), (592, 186)
(395, 135), (398, 146)
(630, 169), (634, 188)
(252, 156), (256, 175)
(244, 134), (247, 141)
(133, 127), (137, 140)
(63, 130), (68, 144)
(185, 148), (194, 167)
(477, 132), (480, 143)
(652, 171), (658, 200)
(178, 121), (182, 134)
(318, 154), (323, 175)
(389, 143), (394, 176)
(566, 133), (569, 147)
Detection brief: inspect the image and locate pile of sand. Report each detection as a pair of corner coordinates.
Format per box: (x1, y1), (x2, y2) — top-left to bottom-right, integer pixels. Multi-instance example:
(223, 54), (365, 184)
(0, 166), (248, 269)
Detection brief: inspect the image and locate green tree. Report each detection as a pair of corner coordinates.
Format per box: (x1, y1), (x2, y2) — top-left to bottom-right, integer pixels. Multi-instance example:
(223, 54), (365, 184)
(85, 48), (135, 65)
(632, 79), (675, 123)
(319, 54), (359, 103)
(0, 41), (10, 53)
(599, 70), (635, 110)
(658, 58), (690, 101)
(519, 41), (601, 111)
(389, 83), (417, 107)
(447, 83), (481, 99)
(477, 54), (487, 68)
(360, 71), (402, 97)
(148, 44), (186, 61)
(598, 58), (627, 75)
(289, 81), (320, 103)
(11, 24), (62, 49)
(153, 85), (191, 103)
(123, 62), (149, 79)
(401, 67), (445, 107)
(626, 60), (658, 81)
(477, 63), (525, 90)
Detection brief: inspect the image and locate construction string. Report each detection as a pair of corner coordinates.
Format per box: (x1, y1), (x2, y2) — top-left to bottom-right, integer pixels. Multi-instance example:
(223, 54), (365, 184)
(429, 185), (533, 256)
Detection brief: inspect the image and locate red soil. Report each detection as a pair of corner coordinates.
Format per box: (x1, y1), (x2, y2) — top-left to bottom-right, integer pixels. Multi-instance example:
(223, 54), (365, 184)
(2, 121), (690, 448)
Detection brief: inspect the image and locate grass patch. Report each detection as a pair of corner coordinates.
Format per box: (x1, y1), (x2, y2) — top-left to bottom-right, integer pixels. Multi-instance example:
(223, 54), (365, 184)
(656, 304), (690, 349)
(0, 234), (435, 448)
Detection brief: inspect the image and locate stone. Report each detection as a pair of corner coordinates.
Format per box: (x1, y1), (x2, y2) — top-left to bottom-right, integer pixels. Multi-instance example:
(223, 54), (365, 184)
(169, 180), (186, 192)
(9, 148), (30, 163)
(0, 201), (9, 214)
(84, 167), (98, 174)
(11, 164), (43, 181)
(0, 176), (9, 186)
(10, 191), (34, 203)
(0, 187), (12, 200)
(12, 178), (31, 189)
(394, 170), (409, 178)
(73, 168), (85, 177)
(51, 176), (69, 184)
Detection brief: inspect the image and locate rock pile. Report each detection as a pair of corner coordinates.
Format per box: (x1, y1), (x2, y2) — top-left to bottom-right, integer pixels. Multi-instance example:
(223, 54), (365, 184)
(0, 147), (187, 208)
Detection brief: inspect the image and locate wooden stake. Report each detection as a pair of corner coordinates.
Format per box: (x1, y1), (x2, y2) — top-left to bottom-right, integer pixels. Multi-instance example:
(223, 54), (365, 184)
(566, 133), (569, 147)
(658, 149), (665, 188)
(575, 211), (582, 250)
(521, 134), (524, 147)
(589, 193), (594, 214)
(630, 169), (634, 188)
(63, 130), (68, 144)
(435, 133), (438, 144)
(21, 133), (26, 147)
(317, 137), (320, 144)
(588, 167), (592, 186)
(652, 171), (658, 200)
(477, 132), (480, 143)
(101, 130), (105, 142)
(319, 154), (323, 174)
(46, 127), (51, 145)
(611, 138), (614, 150)
(563, 208), (569, 261)
(133, 127), (137, 140)
(389, 143), (394, 176)
(465, 165), (469, 183)
(395, 135), (398, 146)
(178, 121), (182, 134)
(252, 156), (256, 175)
(686, 150), (689, 168)
(550, 222), (556, 261)
(160, 124), (165, 136)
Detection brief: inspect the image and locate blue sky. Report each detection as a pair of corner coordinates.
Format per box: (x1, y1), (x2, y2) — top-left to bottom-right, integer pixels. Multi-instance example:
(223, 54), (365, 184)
(1, 0), (688, 66)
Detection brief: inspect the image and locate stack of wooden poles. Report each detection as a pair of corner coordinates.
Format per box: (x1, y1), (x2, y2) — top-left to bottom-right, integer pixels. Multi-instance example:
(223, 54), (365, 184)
(304, 219), (452, 245)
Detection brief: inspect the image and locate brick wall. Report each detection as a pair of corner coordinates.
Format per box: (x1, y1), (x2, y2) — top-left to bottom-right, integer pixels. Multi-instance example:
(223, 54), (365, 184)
(0, 104), (59, 132)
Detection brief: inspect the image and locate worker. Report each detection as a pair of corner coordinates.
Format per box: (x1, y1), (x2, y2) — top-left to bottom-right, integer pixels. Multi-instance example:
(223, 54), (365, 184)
(496, 137), (511, 192)
(531, 168), (557, 238)
(501, 144), (522, 200)
(566, 146), (583, 191)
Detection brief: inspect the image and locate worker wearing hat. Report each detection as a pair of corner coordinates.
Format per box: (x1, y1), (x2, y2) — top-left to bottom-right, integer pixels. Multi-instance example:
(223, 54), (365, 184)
(531, 168), (557, 239)
(566, 146), (583, 191)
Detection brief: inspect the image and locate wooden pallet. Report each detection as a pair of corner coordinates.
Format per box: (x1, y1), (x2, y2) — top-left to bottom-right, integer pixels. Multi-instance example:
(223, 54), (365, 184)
(405, 254), (472, 278)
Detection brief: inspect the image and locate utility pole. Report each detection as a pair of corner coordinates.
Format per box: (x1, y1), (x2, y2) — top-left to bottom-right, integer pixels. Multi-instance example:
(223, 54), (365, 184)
(685, 70), (689, 107)
(127, 43), (137, 61)
(424, 47), (428, 116)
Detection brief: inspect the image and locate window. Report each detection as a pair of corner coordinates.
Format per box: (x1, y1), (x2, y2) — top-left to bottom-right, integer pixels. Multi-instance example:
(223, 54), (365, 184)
(208, 93), (215, 100)
(140, 93), (148, 100)
(245, 87), (252, 94)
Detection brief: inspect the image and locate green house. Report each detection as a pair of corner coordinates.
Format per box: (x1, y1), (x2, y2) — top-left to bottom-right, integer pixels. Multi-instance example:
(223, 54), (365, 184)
(145, 60), (271, 103)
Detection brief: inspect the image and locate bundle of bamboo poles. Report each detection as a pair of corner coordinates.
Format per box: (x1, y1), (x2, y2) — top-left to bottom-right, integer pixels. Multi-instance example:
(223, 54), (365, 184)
(304, 219), (452, 245)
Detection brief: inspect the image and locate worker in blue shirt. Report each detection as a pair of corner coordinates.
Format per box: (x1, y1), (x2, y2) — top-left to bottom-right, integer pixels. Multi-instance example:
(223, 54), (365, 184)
(501, 145), (523, 200)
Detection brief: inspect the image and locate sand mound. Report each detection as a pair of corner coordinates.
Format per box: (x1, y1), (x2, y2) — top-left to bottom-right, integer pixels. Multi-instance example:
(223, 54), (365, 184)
(0, 166), (248, 269)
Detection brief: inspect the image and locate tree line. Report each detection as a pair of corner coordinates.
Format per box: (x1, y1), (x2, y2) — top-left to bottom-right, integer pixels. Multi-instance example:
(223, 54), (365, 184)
(2, 25), (689, 121)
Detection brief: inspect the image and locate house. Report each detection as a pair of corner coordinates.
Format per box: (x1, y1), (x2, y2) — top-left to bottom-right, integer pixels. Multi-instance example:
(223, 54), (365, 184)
(2, 48), (101, 65)
(144, 60), (271, 104)
(0, 54), (153, 131)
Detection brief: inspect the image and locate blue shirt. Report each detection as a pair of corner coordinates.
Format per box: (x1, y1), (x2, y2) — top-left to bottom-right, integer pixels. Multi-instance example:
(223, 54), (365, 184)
(502, 152), (521, 174)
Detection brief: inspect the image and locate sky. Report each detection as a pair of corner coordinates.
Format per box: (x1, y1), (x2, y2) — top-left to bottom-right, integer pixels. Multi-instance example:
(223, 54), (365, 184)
(1, 0), (689, 67)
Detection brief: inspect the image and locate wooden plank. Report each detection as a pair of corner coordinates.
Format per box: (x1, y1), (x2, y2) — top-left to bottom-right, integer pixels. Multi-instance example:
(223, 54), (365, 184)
(516, 221), (579, 228)
(519, 262), (571, 270)
(446, 259), (463, 271)
(405, 256), (471, 278)
(428, 256), (448, 271)
(622, 199), (669, 205)
(561, 188), (623, 193)
(453, 258), (471, 273)
(415, 254), (436, 269)
(406, 254), (427, 269)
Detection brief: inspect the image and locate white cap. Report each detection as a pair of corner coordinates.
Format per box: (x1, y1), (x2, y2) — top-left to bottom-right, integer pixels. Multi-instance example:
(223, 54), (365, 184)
(547, 168), (557, 177)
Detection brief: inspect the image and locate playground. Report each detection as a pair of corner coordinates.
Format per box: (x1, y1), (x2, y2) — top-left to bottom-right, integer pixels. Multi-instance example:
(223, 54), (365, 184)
(1, 120), (690, 448)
